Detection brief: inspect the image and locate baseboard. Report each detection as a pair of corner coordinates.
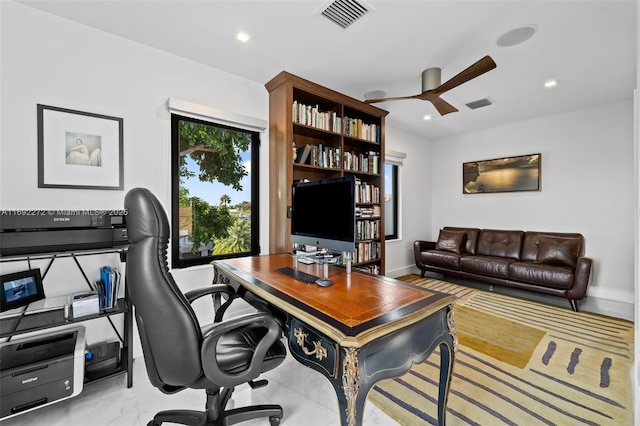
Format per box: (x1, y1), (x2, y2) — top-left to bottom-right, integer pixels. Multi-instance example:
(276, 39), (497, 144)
(586, 285), (634, 304)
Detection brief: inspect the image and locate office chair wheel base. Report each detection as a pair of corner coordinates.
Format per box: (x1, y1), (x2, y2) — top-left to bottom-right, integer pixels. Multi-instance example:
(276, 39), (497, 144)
(269, 415), (282, 426)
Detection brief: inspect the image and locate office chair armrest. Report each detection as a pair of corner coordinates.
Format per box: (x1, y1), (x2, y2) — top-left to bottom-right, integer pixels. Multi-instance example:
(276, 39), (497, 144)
(201, 312), (282, 388)
(185, 284), (237, 322)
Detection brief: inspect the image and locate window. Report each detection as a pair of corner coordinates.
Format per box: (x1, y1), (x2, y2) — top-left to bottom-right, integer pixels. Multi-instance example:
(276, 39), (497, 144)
(384, 162), (398, 240)
(384, 150), (405, 241)
(171, 114), (260, 268)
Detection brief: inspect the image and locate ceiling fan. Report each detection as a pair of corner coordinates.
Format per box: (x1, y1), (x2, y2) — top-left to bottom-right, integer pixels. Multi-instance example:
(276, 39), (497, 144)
(364, 56), (497, 116)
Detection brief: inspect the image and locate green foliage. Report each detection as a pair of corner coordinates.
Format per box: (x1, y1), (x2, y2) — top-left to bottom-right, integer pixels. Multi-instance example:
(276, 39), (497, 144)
(177, 120), (252, 254)
(178, 121), (250, 191)
(187, 197), (234, 254)
(213, 218), (251, 254)
(235, 201), (251, 212)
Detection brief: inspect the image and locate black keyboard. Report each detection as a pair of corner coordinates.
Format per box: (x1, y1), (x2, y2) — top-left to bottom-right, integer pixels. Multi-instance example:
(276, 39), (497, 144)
(276, 267), (319, 284)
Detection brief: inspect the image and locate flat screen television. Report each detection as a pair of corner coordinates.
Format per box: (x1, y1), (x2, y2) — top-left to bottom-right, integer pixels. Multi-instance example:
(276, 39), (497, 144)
(1, 269), (45, 312)
(291, 175), (356, 254)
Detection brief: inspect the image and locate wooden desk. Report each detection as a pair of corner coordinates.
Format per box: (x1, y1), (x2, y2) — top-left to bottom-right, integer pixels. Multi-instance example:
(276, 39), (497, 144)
(213, 254), (457, 426)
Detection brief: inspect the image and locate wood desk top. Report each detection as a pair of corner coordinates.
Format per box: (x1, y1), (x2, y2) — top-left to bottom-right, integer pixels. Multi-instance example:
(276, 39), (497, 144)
(215, 254), (456, 347)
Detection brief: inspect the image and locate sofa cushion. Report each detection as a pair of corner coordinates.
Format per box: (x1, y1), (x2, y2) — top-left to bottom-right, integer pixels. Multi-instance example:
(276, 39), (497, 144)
(421, 250), (461, 270)
(443, 227), (480, 254)
(476, 229), (524, 259)
(521, 231), (584, 262)
(459, 255), (514, 279)
(536, 234), (582, 268)
(435, 229), (467, 254)
(509, 261), (574, 289)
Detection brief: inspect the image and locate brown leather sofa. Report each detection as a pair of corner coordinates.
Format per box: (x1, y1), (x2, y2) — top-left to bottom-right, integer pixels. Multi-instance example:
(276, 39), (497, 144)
(414, 227), (593, 311)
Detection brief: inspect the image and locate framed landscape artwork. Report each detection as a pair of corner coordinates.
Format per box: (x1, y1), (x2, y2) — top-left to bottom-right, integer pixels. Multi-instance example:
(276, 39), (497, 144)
(37, 104), (123, 190)
(463, 153), (540, 194)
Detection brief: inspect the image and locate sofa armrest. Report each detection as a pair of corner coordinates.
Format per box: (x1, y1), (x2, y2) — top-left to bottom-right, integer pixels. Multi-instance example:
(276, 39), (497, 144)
(414, 240), (436, 271)
(568, 256), (592, 300)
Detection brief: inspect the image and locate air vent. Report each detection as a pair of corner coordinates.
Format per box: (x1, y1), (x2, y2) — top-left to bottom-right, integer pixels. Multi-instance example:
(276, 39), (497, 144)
(465, 97), (494, 110)
(319, 0), (372, 29)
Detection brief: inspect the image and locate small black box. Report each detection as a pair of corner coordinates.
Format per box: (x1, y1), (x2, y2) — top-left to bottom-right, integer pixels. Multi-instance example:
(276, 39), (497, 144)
(84, 342), (120, 381)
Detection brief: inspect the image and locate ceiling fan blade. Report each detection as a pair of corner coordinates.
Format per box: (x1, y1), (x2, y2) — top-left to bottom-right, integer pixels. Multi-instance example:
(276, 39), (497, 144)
(364, 94), (421, 104)
(435, 55), (497, 95)
(428, 96), (459, 115)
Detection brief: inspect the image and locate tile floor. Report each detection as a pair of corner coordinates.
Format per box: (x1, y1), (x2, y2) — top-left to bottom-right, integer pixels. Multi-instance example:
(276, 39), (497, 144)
(1, 346), (398, 426)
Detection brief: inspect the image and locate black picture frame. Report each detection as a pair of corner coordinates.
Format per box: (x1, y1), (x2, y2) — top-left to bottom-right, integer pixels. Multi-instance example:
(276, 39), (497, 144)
(463, 153), (541, 194)
(0, 269), (45, 312)
(37, 104), (124, 190)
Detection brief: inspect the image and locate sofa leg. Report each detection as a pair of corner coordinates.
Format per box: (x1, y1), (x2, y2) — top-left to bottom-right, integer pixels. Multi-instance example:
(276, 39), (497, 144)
(420, 271), (425, 278)
(569, 299), (579, 312)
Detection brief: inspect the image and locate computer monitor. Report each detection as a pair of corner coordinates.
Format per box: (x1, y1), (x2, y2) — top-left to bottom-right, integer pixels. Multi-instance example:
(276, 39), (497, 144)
(0, 269), (45, 312)
(291, 175), (356, 254)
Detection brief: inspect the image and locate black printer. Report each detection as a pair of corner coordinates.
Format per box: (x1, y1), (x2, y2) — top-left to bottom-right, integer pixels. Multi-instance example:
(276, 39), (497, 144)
(0, 327), (85, 419)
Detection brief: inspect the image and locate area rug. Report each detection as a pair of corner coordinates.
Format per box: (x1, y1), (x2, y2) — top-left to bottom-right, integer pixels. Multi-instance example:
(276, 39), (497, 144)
(367, 275), (634, 425)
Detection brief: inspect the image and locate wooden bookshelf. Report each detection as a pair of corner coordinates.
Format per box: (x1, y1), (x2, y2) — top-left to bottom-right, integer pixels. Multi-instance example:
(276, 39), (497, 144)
(265, 71), (388, 274)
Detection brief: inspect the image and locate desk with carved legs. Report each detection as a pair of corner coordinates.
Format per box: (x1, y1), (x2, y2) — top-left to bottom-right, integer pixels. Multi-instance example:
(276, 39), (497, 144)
(213, 254), (457, 426)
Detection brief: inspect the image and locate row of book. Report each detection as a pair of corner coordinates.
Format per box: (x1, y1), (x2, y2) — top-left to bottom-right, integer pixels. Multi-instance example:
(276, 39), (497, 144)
(292, 101), (341, 132)
(352, 241), (381, 264)
(353, 264), (380, 275)
(356, 220), (380, 241)
(355, 179), (380, 204)
(344, 151), (380, 174)
(344, 117), (381, 143)
(294, 143), (381, 175)
(295, 143), (341, 169)
(291, 101), (381, 143)
(355, 205), (381, 217)
(95, 265), (121, 309)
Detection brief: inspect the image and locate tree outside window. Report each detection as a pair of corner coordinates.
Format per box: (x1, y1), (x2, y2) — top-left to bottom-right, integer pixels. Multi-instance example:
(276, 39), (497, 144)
(171, 114), (259, 268)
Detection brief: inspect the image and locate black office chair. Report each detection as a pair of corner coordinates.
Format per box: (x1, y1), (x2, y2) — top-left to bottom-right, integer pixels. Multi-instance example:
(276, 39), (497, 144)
(124, 187), (285, 426)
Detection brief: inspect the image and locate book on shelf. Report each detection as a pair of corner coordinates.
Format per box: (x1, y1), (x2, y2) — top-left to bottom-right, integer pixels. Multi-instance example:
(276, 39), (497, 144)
(292, 100), (341, 133)
(354, 178), (380, 204)
(343, 117), (381, 143)
(343, 151), (380, 174)
(296, 144), (313, 164)
(356, 219), (380, 240)
(352, 241), (381, 264)
(296, 143), (341, 169)
(97, 265), (121, 310)
(352, 264), (380, 275)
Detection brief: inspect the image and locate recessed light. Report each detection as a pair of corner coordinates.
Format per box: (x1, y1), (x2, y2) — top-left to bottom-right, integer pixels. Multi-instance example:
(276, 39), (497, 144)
(423, 115), (432, 121)
(364, 90), (387, 99)
(237, 32), (250, 42)
(544, 80), (558, 88)
(497, 24), (537, 47)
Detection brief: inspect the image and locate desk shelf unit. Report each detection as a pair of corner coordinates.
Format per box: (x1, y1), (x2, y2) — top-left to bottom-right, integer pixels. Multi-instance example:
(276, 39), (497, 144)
(265, 71), (388, 274)
(0, 248), (133, 388)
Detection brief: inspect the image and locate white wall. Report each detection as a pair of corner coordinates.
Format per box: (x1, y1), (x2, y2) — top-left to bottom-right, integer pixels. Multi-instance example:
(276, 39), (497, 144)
(429, 100), (636, 302)
(384, 126), (433, 277)
(0, 2), (272, 354)
(0, 2), (271, 256)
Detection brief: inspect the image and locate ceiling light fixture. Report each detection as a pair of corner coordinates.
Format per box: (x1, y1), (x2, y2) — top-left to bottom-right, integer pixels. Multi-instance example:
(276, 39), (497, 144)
(236, 32), (250, 42)
(544, 80), (558, 88)
(497, 24), (537, 47)
(423, 115), (432, 121)
(364, 90), (387, 99)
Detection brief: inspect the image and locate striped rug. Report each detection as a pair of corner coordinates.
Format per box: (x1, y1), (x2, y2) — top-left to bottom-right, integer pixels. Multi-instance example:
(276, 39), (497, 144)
(367, 275), (634, 425)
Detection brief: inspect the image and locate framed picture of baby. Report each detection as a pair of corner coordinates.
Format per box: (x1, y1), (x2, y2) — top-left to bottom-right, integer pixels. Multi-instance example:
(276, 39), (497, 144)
(37, 104), (123, 190)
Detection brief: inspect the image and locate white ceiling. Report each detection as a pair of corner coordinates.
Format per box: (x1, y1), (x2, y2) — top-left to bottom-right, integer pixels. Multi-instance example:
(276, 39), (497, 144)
(18, 0), (638, 140)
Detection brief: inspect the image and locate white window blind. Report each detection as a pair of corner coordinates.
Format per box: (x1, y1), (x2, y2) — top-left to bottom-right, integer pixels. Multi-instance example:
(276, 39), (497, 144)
(168, 98), (266, 132)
